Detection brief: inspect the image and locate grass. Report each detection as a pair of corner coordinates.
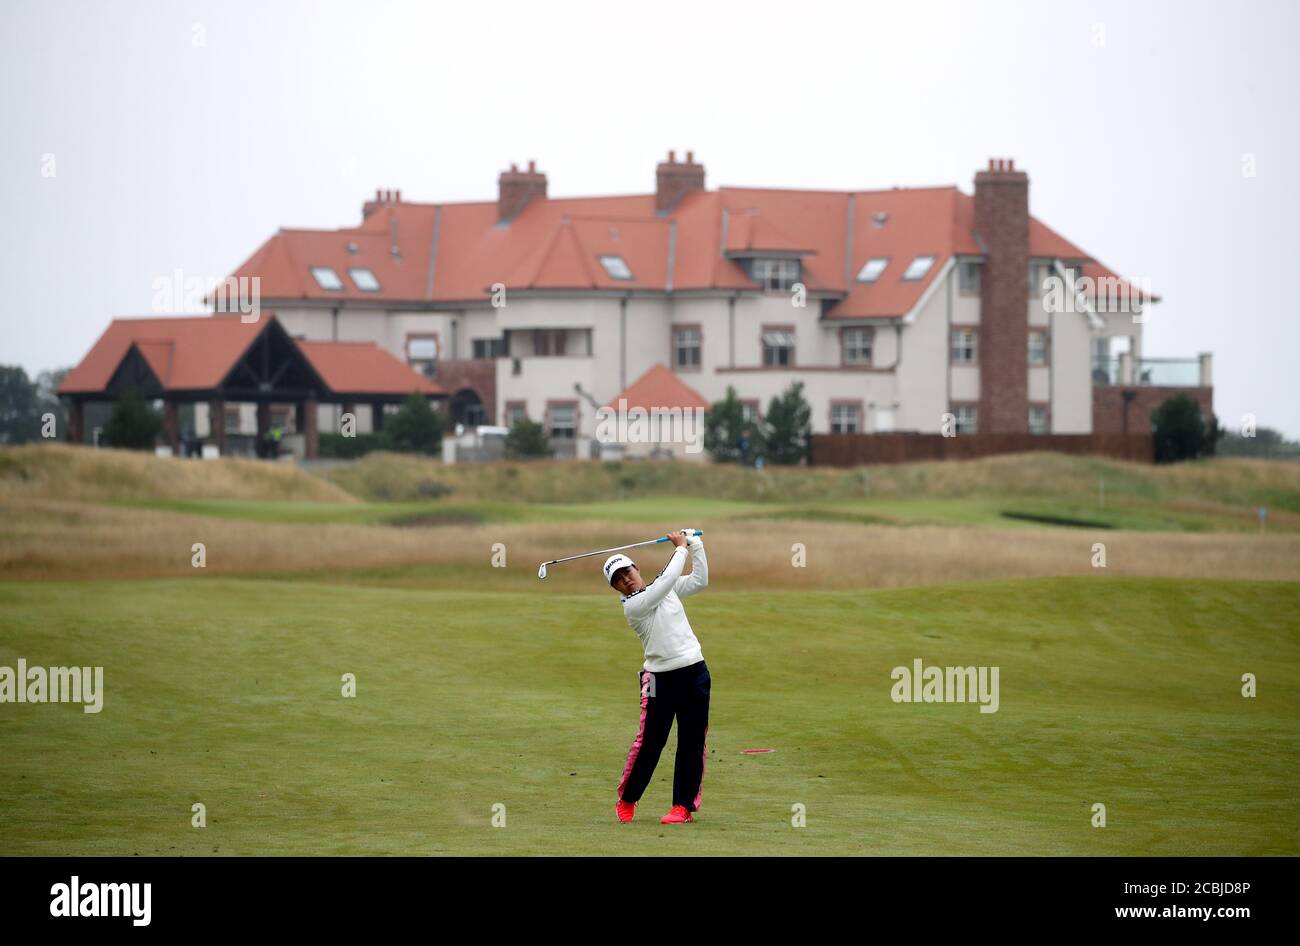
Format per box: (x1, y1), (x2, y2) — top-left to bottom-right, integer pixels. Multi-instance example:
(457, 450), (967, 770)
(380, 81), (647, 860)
(0, 443), (354, 504)
(1, 576), (1295, 856)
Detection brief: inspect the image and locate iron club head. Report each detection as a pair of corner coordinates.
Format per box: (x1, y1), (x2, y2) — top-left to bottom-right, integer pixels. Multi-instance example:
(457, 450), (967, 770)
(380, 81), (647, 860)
(537, 563), (548, 580)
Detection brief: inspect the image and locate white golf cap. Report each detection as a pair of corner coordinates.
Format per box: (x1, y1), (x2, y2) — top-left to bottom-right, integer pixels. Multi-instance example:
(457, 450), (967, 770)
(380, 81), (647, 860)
(602, 553), (636, 586)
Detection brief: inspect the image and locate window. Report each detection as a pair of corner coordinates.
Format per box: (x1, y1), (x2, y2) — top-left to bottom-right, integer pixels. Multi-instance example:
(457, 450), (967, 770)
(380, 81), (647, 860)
(533, 329), (568, 356)
(1028, 406), (1048, 435)
(673, 326), (701, 371)
(504, 402), (528, 427)
(599, 255), (633, 280)
(548, 403), (577, 439)
(762, 329), (796, 366)
(831, 403), (862, 434)
(472, 338), (505, 359)
(311, 266), (343, 291)
(902, 256), (935, 281)
(740, 400), (761, 424)
(958, 260), (981, 293)
(842, 327), (874, 366)
(1029, 261), (1053, 292)
(953, 405), (978, 434)
(751, 258), (800, 291)
(1028, 330), (1048, 366)
(224, 406), (241, 435)
(348, 267), (380, 292)
(856, 257), (889, 283)
(407, 335), (438, 377)
(951, 328), (977, 364)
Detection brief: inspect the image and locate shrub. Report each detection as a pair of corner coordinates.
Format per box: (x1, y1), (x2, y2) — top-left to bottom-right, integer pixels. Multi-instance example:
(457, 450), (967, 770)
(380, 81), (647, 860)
(504, 418), (551, 459)
(1151, 394), (1208, 463)
(386, 395), (445, 454)
(102, 390), (164, 451)
(319, 432), (392, 459)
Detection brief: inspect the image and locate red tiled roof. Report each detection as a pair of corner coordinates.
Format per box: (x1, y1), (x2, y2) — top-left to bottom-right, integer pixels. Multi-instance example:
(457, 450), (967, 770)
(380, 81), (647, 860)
(605, 364), (710, 412)
(224, 170), (1153, 318)
(59, 315), (444, 397)
(297, 340), (442, 396)
(59, 315), (267, 393)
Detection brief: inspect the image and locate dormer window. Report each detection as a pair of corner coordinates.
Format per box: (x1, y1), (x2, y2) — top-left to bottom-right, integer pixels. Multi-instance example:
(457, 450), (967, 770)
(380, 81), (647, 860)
(856, 257), (889, 283)
(311, 266), (343, 291)
(750, 258), (799, 291)
(902, 256), (935, 281)
(349, 267), (380, 292)
(599, 255), (633, 280)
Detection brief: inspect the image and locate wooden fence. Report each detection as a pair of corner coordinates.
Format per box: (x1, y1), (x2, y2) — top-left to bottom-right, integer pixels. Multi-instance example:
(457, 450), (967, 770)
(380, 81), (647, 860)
(808, 432), (1154, 467)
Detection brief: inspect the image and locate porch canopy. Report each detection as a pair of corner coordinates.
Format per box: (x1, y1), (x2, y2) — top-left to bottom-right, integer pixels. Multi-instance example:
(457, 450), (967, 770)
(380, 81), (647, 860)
(58, 314), (445, 457)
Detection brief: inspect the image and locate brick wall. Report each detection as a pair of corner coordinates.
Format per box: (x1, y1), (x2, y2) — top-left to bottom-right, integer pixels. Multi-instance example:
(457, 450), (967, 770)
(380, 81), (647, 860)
(974, 159), (1030, 433)
(1092, 386), (1214, 434)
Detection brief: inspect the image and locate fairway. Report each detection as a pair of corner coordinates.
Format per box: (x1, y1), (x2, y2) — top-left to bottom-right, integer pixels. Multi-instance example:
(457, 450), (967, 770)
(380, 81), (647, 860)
(2, 575), (1295, 856)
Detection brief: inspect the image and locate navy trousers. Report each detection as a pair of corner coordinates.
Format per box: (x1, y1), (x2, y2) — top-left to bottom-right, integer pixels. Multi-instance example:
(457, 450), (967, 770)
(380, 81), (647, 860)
(617, 660), (711, 811)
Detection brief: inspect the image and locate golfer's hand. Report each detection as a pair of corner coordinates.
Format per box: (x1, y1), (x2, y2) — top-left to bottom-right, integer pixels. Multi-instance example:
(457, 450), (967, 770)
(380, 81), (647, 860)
(667, 531), (688, 548)
(680, 527), (702, 548)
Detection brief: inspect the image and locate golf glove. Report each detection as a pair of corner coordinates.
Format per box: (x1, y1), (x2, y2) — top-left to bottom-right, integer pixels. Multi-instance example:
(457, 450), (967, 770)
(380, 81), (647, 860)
(682, 528), (703, 548)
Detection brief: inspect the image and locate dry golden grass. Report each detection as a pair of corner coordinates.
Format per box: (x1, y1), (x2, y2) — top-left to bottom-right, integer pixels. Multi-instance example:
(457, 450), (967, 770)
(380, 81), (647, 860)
(322, 448), (1300, 509)
(0, 443), (355, 503)
(4, 498), (1297, 590)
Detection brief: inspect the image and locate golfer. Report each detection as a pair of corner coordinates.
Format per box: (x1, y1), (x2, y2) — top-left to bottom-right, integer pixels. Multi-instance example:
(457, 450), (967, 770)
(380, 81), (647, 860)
(604, 529), (710, 824)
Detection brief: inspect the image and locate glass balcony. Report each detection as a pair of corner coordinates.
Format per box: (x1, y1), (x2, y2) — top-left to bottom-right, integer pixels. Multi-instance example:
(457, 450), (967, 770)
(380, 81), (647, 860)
(1092, 357), (1204, 387)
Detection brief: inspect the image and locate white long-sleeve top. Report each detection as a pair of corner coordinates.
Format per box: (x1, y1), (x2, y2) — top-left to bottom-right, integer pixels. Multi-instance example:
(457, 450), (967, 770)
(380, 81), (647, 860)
(620, 537), (708, 672)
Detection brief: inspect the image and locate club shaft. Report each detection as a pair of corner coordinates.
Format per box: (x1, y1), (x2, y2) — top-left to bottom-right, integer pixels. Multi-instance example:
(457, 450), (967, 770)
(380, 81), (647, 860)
(543, 530), (702, 567)
(546, 537), (666, 567)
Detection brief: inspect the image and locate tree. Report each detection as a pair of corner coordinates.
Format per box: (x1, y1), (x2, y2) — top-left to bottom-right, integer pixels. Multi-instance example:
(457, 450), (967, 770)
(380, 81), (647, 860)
(34, 368), (69, 439)
(1201, 412), (1223, 458)
(0, 365), (41, 444)
(101, 389), (164, 450)
(386, 394), (445, 454)
(762, 381), (812, 465)
(504, 417), (551, 459)
(1151, 394), (1208, 463)
(704, 386), (762, 464)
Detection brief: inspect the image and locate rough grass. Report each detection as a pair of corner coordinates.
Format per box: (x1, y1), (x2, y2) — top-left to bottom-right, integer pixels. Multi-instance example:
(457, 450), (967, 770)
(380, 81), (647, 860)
(3, 498), (1298, 589)
(1, 577), (1294, 855)
(0, 444), (355, 504)
(320, 449), (1300, 513)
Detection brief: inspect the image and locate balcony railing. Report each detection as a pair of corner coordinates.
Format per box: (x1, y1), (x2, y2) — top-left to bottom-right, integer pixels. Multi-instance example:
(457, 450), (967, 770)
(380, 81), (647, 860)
(1093, 355), (1210, 387)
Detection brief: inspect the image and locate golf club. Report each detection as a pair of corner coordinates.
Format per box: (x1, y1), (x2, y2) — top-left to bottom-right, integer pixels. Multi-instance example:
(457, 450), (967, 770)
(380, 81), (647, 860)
(537, 530), (703, 579)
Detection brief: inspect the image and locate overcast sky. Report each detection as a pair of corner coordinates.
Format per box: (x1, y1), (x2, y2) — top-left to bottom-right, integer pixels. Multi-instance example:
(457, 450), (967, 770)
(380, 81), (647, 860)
(2, 0), (1296, 435)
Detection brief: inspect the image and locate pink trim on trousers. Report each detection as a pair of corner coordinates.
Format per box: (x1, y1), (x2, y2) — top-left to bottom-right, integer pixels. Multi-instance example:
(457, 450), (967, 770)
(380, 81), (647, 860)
(693, 726), (709, 811)
(617, 671), (652, 799)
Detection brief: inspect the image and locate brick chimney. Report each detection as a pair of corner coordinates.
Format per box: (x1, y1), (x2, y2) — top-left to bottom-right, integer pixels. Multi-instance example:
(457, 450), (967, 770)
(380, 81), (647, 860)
(498, 160), (547, 223)
(655, 150), (705, 214)
(973, 158), (1030, 433)
(362, 188), (400, 219)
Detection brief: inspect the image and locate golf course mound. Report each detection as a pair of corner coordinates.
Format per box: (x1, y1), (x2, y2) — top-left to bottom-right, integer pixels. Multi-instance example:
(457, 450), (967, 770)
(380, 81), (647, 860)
(0, 443), (356, 504)
(324, 449), (1300, 512)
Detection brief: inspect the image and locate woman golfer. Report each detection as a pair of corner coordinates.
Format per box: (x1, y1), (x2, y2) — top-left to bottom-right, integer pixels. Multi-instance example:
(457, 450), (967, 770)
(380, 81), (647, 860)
(603, 529), (710, 824)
